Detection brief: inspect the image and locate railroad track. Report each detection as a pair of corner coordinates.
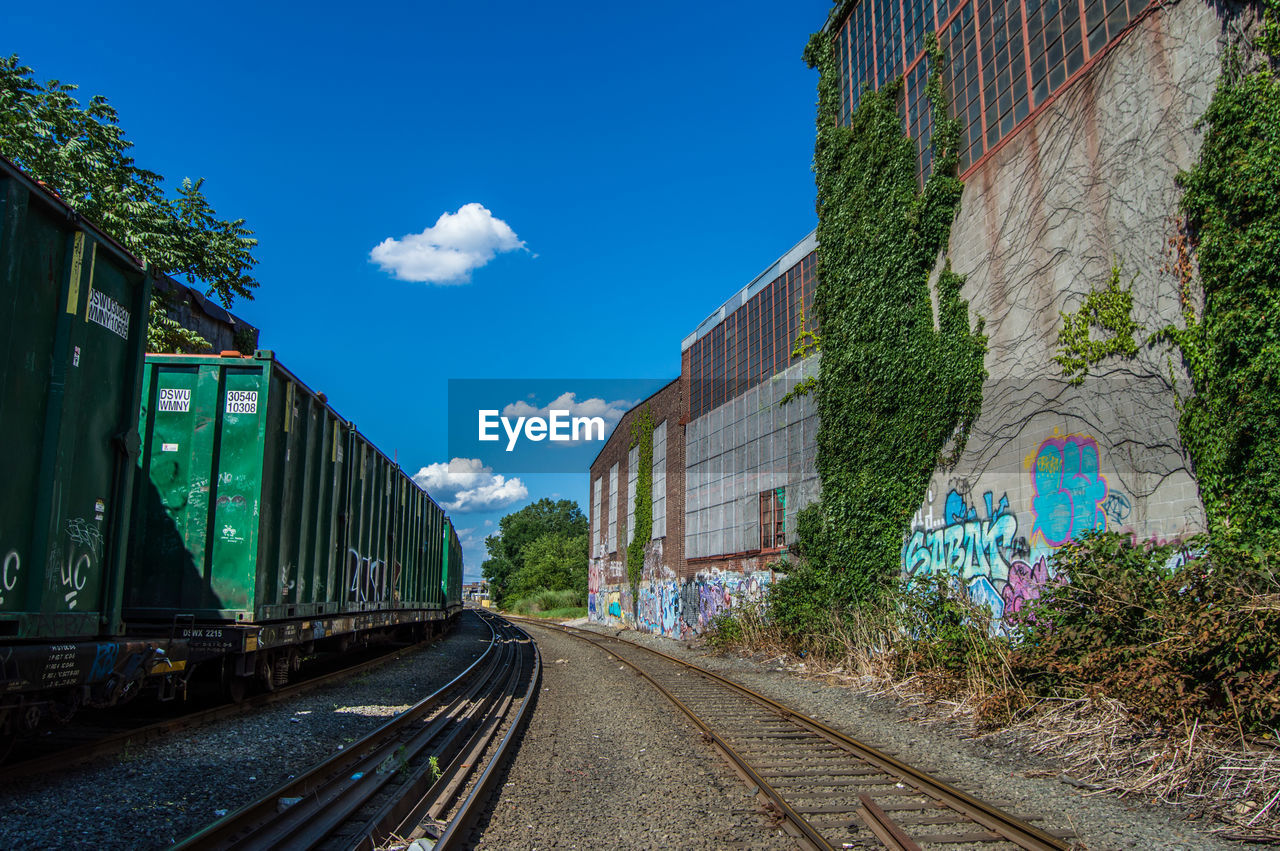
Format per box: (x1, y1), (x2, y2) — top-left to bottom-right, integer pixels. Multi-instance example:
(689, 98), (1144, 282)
(510, 617), (1073, 851)
(2, 637), (442, 783)
(175, 609), (540, 850)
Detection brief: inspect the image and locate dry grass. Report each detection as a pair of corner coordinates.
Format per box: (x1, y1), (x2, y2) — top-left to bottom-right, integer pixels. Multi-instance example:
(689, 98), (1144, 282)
(711, 608), (1280, 842)
(996, 697), (1280, 842)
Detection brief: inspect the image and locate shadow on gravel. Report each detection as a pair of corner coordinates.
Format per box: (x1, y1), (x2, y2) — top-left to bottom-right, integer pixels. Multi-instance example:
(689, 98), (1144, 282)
(460, 677), (542, 846)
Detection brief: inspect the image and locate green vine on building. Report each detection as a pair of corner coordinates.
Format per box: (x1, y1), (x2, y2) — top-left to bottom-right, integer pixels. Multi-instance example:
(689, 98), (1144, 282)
(1054, 262), (1140, 385)
(1162, 0), (1280, 540)
(780, 304), (821, 405)
(803, 30), (988, 602)
(627, 405), (654, 611)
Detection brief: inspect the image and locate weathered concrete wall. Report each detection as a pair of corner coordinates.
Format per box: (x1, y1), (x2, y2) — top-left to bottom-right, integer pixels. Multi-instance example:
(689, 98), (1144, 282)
(906, 0), (1225, 626)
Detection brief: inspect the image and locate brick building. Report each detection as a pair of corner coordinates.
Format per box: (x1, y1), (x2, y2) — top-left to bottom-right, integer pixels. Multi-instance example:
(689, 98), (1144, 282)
(587, 235), (825, 637)
(587, 378), (687, 636)
(679, 232), (820, 620)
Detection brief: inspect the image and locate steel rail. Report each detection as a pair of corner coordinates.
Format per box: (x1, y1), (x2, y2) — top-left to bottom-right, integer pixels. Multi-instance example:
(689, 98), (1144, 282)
(174, 613), (505, 850)
(249, 633), (515, 849)
(176, 611), (540, 851)
(507, 616), (832, 851)
(2, 637), (440, 783)
(399, 621), (540, 850)
(859, 793), (924, 851)
(510, 616), (1069, 851)
(348, 617), (536, 848)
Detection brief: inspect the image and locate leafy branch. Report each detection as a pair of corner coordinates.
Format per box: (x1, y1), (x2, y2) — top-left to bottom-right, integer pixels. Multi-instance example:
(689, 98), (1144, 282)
(0, 55), (259, 351)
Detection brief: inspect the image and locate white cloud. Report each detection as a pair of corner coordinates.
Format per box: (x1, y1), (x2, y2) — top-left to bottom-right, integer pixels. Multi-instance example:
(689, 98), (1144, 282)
(501, 392), (636, 445)
(370, 203), (526, 284)
(412, 457), (528, 513)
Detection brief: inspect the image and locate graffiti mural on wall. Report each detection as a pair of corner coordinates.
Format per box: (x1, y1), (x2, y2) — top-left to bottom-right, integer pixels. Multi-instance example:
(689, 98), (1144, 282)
(588, 558), (626, 625)
(902, 490), (1020, 586)
(587, 559), (602, 619)
(902, 431), (1112, 628)
(1030, 434), (1108, 546)
(695, 569), (772, 630)
(1002, 555), (1051, 617)
(636, 571), (685, 638)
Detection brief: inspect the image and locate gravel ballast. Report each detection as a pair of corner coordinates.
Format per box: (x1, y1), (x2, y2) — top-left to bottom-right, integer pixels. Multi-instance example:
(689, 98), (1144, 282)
(0, 613), (491, 850)
(471, 621), (794, 850)
(582, 622), (1243, 851)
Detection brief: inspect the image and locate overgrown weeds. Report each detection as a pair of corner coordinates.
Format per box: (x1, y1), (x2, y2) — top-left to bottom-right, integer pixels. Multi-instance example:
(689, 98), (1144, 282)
(506, 587), (586, 618)
(703, 532), (1280, 837)
(1013, 532), (1280, 735)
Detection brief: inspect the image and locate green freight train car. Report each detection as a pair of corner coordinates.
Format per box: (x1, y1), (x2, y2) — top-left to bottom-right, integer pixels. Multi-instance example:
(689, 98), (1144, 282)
(0, 155), (161, 747)
(127, 350), (461, 691)
(445, 519), (463, 617)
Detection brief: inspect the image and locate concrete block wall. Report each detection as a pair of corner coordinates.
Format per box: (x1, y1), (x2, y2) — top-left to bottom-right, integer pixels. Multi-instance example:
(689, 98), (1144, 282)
(904, 0), (1223, 627)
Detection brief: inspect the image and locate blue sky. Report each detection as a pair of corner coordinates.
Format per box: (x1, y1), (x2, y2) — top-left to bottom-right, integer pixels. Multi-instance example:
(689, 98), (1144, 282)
(6, 0), (828, 579)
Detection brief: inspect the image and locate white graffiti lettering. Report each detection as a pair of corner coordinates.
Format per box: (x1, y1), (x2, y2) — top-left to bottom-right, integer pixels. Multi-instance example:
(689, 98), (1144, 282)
(348, 549), (387, 604)
(61, 553), (90, 609)
(0, 550), (18, 606)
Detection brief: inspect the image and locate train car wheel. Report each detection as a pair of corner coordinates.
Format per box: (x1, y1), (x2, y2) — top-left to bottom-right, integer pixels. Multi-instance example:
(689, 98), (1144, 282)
(48, 690), (81, 725)
(228, 675), (250, 703)
(256, 654), (277, 692)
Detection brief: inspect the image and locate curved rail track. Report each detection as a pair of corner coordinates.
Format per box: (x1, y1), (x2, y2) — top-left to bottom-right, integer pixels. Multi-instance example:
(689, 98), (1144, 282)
(511, 617), (1073, 851)
(175, 609), (540, 850)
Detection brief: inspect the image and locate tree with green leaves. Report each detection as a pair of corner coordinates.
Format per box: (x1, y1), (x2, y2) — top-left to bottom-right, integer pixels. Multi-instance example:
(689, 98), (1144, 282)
(505, 532), (588, 602)
(480, 498), (587, 605)
(0, 55), (259, 352)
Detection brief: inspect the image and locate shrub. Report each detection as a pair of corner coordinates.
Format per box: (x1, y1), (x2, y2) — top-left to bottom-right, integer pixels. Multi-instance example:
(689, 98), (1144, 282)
(763, 558), (838, 651)
(704, 611), (745, 650)
(1014, 532), (1280, 733)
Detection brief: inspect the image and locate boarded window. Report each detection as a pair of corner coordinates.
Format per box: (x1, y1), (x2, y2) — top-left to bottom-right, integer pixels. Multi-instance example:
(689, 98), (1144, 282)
(760, 487), (786, 550)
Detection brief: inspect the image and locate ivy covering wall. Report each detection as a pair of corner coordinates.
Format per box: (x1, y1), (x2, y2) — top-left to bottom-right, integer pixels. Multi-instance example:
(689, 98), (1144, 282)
(1165, 0), (1280, 540)
(803, 32), (987, 602)
(627, 405), (654, 610)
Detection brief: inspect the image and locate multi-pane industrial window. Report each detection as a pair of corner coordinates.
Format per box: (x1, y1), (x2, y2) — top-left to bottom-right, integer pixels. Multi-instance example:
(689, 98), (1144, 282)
(607, 463), (618, 554)
(687, 251), (818, 420)
(834, 0), (1151, 177)
(760, 488), (786, 550)
(652, 421), (667, 540)
(626, 445), (638, 546)
(592, 477), (602, 553)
